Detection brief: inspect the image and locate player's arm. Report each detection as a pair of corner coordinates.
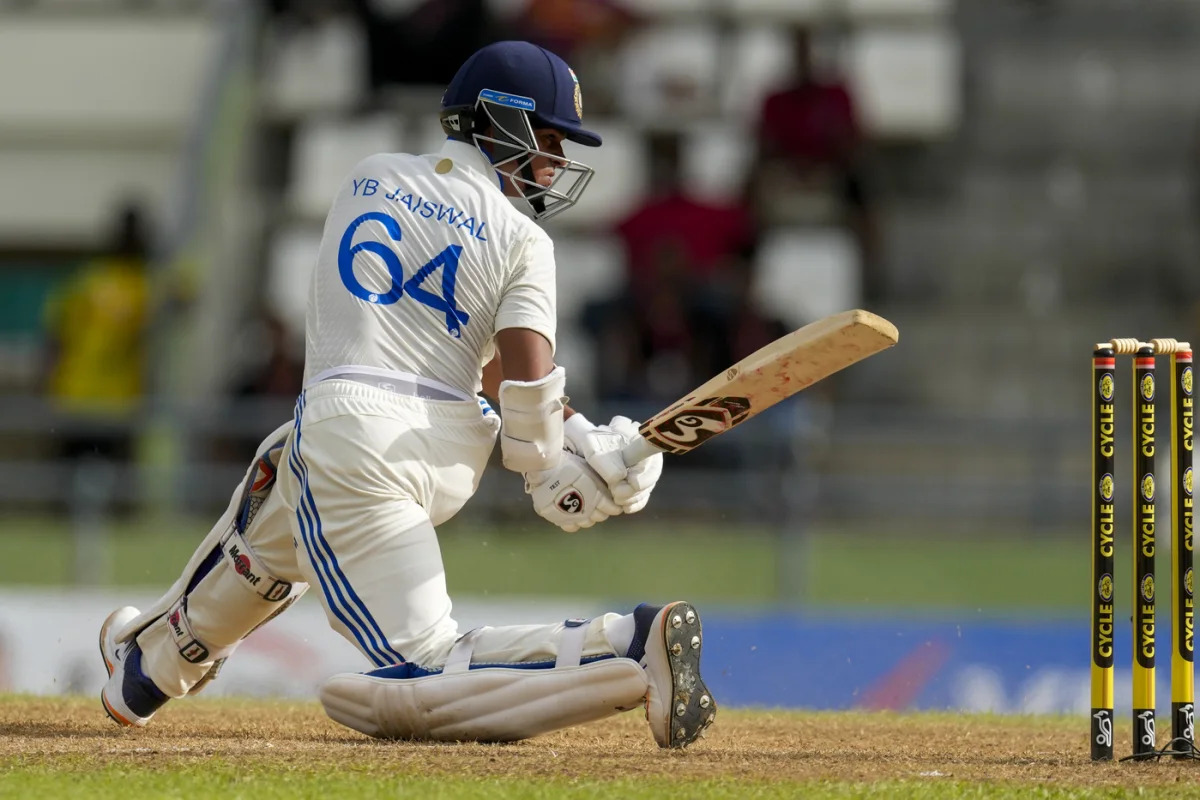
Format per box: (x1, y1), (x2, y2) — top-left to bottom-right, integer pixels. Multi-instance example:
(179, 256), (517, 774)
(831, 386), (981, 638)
(481, 332), (574, 420)
(486, 314), (663, 515)
(489, 329), (662, 516)
(491, 326), (576, 474)
(481, 351), (502, 403)
(490, 233), (657, 525)
(491, 326), (617, 532)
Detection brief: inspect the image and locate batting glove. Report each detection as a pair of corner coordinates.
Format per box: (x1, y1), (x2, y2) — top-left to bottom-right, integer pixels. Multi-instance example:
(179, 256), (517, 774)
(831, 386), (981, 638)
(563, 413), (664, 515)
(525, 451), (622, 533)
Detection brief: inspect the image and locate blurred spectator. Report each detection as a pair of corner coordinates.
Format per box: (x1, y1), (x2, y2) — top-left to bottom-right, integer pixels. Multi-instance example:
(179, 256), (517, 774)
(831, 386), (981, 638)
(588, 237), (697, 403)
(42, 202), (153, 465)
(514, 0), (634, 60)
(513, 0), (638, 114)
(232, 311), (304, 400)
(690, 245), (790, 385)
(266, 0), (356, 28)
(265, 0), (496, 94)
(208, 310), (304, 462)
(346, 0), (498, 92)
(617, 133), (755, 298)
(585, 132), (770, 403)
(750, 27), (882, 303)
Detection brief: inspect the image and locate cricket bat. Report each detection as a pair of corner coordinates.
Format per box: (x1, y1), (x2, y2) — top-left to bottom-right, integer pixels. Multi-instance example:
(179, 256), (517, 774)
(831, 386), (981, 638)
(621, 309), (899, 466)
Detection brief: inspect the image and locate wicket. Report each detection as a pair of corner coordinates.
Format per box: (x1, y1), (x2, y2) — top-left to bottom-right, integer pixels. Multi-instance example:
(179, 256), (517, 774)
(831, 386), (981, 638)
(1091, 338), (1194, 761)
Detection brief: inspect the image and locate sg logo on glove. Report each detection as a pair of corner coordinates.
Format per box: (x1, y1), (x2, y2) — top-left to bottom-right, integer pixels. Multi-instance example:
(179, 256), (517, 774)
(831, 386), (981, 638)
(526, 452), (621, 532)
(556, 490), (583, 514)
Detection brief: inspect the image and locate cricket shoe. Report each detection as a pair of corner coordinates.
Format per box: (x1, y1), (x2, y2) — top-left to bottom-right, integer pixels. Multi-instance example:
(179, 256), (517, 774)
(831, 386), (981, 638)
(99, 606), (169, 727)
(628, 601), (716, 748)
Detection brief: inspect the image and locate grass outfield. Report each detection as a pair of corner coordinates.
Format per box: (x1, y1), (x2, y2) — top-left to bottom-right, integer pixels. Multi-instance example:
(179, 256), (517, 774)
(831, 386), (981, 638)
(0, 515), (1095, 609)
(0, 695), (1192, 799)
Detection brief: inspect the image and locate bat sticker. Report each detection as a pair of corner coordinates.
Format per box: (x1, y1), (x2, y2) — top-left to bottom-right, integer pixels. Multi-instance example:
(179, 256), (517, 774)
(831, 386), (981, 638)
(645, 397), (751, 453)
(621, 310), (898, 466)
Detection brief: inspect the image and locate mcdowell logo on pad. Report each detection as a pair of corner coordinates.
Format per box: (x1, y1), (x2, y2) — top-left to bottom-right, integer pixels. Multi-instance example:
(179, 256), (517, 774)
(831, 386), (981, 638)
(480, 89), (536, 111)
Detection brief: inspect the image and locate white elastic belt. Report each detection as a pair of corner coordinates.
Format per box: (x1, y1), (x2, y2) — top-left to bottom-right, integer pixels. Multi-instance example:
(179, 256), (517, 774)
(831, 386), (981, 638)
(308, 365), (471, 402)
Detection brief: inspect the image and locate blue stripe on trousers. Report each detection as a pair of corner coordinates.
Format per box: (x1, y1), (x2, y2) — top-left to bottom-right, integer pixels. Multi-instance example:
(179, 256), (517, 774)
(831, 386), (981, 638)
(291, 395), (406, 664)
(287, 395), (391, 667)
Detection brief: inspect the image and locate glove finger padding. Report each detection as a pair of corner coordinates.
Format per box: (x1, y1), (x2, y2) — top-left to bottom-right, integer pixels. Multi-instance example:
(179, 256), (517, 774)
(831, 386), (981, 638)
(614, 453), (662, 513)
(525, 452), (622, 533)
(562, 413), (627, 486)
(605, 416), (664, 513)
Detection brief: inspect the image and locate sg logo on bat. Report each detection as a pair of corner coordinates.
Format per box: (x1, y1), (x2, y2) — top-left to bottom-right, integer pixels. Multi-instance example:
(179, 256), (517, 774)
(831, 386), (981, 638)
(645, 397), (752, 454)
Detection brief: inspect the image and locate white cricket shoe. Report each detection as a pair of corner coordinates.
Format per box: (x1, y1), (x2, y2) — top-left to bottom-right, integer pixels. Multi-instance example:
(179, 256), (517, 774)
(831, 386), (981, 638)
(99, 606), (169, 727)
(633, 601), (717, 748)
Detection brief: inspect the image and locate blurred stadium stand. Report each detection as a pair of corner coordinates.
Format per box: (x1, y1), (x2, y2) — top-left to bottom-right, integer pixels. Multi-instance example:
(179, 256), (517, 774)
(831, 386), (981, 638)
(0, 0), (1198, 540)
(0, 14), (211, 246)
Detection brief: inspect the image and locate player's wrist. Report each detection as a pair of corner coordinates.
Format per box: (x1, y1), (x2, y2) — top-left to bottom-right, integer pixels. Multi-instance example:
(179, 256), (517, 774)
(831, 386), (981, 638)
(563, 412), (595, 449)
(522, 465), (556, 488)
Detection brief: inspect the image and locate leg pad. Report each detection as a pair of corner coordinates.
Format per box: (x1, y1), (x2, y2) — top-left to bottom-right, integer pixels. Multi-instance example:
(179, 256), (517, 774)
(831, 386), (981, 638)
(320, 657), (648, 742)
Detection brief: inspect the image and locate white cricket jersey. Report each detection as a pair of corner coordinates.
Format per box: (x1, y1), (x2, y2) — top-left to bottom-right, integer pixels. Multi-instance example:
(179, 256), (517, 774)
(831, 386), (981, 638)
(303, 139), (557, 396)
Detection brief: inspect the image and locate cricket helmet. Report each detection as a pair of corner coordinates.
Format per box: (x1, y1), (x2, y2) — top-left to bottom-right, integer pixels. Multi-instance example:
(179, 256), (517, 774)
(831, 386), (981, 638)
(440, 41), (599, 221)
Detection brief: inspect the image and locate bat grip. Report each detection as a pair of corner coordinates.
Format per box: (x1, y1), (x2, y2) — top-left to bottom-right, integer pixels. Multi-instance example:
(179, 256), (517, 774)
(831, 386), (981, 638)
(621, 435), (664, 467)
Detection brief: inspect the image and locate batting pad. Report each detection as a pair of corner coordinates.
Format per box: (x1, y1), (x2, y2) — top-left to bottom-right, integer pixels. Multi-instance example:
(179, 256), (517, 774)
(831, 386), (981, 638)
(319, 658), (648, 742)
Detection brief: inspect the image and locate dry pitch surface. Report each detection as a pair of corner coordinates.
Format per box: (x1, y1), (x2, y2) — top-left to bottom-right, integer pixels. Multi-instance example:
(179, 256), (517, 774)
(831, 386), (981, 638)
(3, 695), (1200, 798)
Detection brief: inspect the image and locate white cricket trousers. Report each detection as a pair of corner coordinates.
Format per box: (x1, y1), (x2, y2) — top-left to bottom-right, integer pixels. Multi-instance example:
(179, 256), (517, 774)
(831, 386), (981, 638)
(133, 378), (630, 699)
(274, 379), (624, 671)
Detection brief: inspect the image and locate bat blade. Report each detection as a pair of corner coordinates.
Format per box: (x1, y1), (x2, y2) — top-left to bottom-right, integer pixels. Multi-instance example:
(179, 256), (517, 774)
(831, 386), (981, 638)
(622, 309), (898, 464)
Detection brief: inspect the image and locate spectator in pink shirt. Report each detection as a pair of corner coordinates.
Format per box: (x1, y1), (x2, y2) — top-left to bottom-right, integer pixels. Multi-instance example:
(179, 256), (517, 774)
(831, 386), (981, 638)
(752, 27), (882, 303)
(585, 133), (779, 403)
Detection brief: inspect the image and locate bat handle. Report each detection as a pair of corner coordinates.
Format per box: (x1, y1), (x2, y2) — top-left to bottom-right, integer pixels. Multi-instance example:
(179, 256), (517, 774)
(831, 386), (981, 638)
(621, 435), (665, 467)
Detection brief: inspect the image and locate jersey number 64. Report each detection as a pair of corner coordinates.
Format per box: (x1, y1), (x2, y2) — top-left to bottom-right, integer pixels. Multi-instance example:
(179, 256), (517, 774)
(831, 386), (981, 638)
(338, 211), (470, 338)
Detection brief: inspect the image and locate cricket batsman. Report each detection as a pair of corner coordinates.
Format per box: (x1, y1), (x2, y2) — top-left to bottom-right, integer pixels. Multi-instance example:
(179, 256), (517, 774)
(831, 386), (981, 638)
(98, 41), (716, 748)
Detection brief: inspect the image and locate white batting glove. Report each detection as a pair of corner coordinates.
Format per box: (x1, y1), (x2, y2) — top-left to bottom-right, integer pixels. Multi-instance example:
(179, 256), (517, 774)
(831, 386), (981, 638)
(525, 452), (622, 532)
(563, 414), (664, 514)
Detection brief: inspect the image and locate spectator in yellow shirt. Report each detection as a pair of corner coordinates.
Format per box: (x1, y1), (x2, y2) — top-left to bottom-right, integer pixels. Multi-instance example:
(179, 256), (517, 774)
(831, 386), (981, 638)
(43, 203), (151, 463)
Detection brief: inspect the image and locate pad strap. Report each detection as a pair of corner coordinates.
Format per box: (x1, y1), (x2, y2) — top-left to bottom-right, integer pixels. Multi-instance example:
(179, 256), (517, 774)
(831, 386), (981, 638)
(444, 628), (486, 674)
(165, 599), (229, 664)
(220, 528), (293, 602)
(555, 619), (589, 668)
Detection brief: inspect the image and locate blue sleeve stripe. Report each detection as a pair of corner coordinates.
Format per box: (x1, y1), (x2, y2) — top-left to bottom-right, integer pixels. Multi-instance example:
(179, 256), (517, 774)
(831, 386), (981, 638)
(291, 394), (407, 666)
(288, 395), (393, 667)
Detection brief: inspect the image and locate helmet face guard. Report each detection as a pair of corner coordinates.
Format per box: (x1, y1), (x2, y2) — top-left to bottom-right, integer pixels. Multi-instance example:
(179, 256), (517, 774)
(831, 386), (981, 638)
(441, 90), (594, 222)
